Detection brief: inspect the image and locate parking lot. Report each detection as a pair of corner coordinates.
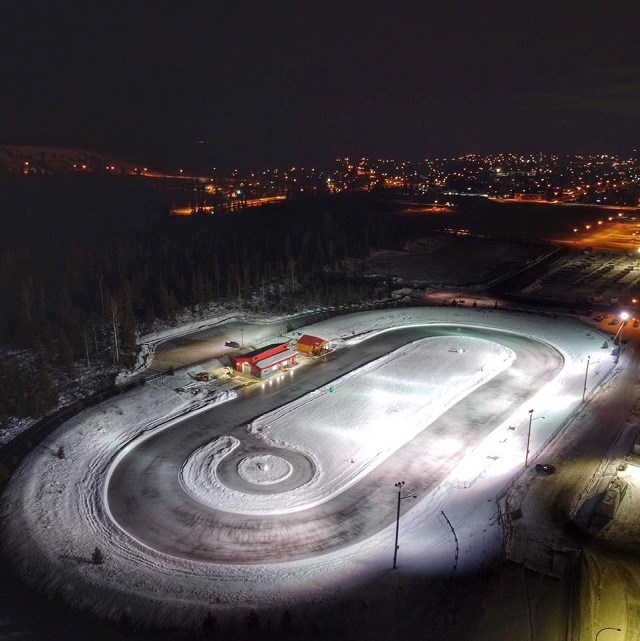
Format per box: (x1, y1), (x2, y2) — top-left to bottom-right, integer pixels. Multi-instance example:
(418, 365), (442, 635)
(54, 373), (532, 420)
(520, 250), (640, 307)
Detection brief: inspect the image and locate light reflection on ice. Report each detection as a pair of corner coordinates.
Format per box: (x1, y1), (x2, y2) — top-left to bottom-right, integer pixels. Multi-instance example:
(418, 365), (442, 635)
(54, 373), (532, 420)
(188, 336), (514, 515)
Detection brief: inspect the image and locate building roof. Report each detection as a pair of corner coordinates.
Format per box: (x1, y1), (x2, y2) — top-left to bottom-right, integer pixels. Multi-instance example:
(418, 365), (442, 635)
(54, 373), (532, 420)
(234, 343), (289, 365)
(255, 349), (297, 370)
(297, 334), (327, 347)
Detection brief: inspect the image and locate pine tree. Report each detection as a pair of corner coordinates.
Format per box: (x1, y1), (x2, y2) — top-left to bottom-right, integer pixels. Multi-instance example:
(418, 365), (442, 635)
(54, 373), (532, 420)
(202, 612), (217, 639)
(246, 610), (260, 636)
(31, 364), (58, 416)
(91, 547), (104, 565)
(119, 281), (137, 357)
(19, 280), (35, 347)
(280, 609), (293, 636)
(57, 330), (75, 375)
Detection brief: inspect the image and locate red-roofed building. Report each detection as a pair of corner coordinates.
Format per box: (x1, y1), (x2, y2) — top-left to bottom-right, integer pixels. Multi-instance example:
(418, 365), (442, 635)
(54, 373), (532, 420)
(234, 343), (297, 378)
(296, 334), (329, 356)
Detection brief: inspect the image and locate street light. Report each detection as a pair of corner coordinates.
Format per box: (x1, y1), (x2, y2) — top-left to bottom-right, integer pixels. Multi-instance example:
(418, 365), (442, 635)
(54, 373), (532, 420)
(620, 311), (629, 341)
(582, 355), (591, 402)
(392, 481), (417, 570)
(595, 627), (621, 640)
(241, 328), (244, 349)
(525, 409), (545, 468)
(615, 311), (629, 363)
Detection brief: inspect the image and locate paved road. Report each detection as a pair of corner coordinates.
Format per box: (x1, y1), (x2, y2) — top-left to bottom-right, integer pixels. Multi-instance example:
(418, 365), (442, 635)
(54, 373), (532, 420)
(108, 325), (563, 563)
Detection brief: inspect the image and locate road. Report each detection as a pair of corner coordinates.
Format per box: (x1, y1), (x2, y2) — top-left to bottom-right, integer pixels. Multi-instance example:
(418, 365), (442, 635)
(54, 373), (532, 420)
(559, 220), (640, 251)
(107, 325), (562, 563)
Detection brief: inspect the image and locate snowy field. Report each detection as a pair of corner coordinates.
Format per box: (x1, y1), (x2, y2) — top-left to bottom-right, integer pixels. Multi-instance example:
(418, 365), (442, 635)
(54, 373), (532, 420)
(0, 307), (613, 631)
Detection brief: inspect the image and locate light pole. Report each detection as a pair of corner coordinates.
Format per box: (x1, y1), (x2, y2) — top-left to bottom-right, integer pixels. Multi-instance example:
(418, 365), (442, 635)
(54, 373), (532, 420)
(525, 409), (545, 468)
(582, 355), (591, 402)
(595, 627), (621, 640)
(241, 328), (244, 349)
(392, 481), (416, 570)
(616, 311), (629, 363)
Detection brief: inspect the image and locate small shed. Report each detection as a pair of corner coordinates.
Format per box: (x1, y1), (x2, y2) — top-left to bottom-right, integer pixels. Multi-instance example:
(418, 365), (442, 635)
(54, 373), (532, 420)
(297, 334), (329, 356)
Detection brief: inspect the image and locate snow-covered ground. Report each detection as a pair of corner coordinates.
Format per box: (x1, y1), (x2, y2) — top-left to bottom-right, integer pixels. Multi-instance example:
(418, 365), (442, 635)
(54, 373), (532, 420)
(0, 307), (612, 632)
(116, 305), (340, 384)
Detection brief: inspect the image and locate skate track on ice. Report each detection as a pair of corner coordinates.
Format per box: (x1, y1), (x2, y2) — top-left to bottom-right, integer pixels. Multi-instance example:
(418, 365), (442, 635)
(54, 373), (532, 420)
(107, 325), (562, 563)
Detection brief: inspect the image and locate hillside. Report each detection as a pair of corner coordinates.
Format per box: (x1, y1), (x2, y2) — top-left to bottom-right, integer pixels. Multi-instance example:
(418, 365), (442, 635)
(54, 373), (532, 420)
(0, 145), (145, 175)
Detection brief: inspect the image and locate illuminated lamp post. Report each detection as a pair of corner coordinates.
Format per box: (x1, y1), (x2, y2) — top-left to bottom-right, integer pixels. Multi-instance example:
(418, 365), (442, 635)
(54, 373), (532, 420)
(392, 481), (417, 570)
(595, 627), (621, 640)
(616, 311), (629, 363)
(620, 311), (629, 338)
(525, 410), (545, 468)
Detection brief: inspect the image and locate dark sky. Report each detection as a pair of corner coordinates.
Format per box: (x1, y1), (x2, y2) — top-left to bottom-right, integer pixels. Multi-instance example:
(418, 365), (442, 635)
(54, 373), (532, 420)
(2, 1), (640, 170)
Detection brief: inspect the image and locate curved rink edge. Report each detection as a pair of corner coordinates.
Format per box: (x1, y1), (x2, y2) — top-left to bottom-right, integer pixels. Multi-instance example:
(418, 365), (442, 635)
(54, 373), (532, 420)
(105, 324), (564, 564)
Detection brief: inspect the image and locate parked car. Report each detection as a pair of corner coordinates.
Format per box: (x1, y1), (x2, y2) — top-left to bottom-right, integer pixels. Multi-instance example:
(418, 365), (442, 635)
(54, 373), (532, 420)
(225, 341), (240, 348)
(195, 371), (211, 382)
(608, 319), (618, 326)
(535, 463), (556, 475)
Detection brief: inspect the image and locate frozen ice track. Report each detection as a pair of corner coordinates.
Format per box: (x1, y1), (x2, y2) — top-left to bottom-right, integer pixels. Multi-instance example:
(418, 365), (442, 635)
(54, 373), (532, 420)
(106, 325), (563, 563)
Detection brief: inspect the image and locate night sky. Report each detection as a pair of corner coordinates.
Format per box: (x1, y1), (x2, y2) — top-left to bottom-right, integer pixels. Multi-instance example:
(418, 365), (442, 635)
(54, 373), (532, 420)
(2, 1), (639, 170)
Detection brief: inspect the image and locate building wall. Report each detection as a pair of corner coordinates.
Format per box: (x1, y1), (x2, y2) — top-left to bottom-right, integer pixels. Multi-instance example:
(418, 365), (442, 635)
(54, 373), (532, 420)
(254, 355), (296, 378)
(297, 336), (328, 355)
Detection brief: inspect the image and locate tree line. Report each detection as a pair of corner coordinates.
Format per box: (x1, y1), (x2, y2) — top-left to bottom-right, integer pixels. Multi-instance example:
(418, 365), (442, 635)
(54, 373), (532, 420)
(0, 187), (429, 420)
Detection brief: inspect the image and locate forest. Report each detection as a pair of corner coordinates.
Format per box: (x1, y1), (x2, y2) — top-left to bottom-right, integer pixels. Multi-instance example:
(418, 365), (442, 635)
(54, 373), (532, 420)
(0, 176), (431, 420)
